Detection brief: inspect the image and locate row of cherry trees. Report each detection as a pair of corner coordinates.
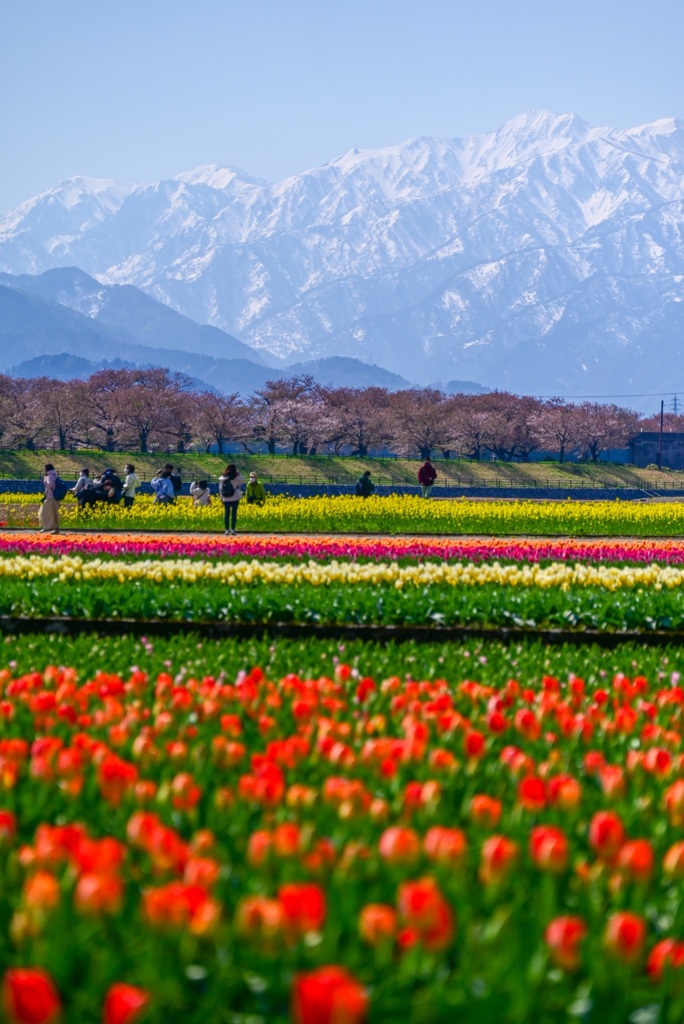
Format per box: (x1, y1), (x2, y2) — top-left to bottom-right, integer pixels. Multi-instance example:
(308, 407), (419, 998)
(0, 368), (663, 462)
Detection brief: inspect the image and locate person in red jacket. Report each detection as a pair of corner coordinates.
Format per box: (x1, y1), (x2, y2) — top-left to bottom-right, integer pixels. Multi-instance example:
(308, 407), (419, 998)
(418, 457), (437, 498)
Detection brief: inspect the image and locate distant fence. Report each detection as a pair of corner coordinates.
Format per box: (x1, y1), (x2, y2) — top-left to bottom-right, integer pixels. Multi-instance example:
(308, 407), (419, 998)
(3, 480), (684, 501)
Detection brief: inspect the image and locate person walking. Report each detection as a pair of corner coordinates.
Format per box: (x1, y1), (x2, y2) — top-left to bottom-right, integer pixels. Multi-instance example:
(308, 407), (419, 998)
(245, 471), (266, 506)
(418, 457), (437, 498)
(122, 464), (140, 508)
(190, 479), (212, 506)
(355, 470), (375, 498)
(218, 463), (245, 534)
(39, 463), (61, 534)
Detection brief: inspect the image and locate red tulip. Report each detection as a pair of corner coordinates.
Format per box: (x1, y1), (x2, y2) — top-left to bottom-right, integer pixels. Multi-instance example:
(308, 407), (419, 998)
(588, 811), (625, 862)
(663, 841), (684, 879)
(545, 915), (587, 971)
(74, 872), (124, 916)
(22, 871), (60, 914)
(3, 967), (61, 1024)
(293, 966), (367, 1024)
(469, 794), (502, 829)
(235, 895), (285, 943)
(616, 839), (654, 883)
(479, 835), (519, 885)
(646, 939), (684, 985)
(97, 755), (138, 806)
(278, 883), (326, 936)
(664, 779), (684, 826)
(0, 809), (17, 844)
(142, 882), (220, 935)
(397, 877), (455, 951)
(643, 747), (671, 775)
(358, 904), (397, 946)
(604, 911), (647, 964)
(518, 775), (547, 812)
(423, 826), (467, 866)
(103, 983), (149, 1024)
(529, 826), (569, 873)
(378, 827), (421, 866)
(546, 773), (582, 809)
(463, 729), (486, 759)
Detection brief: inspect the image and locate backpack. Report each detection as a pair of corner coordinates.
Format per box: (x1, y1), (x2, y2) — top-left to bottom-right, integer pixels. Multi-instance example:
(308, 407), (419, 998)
(52, 477), (68, 502)
(220, 477), (235, 499)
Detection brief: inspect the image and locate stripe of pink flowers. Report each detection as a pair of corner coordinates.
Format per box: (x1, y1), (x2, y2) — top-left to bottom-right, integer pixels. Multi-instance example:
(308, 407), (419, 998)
(2, 534), (684, 565)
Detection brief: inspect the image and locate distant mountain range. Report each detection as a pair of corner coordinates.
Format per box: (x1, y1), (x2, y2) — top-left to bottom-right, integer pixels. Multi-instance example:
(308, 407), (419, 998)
(3, 110), (683, 399)
(0, 269), (416, 393)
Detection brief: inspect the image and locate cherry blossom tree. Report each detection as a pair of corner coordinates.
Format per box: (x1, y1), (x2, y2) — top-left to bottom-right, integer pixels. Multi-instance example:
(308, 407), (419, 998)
(252, 376), (320, 454)
(530, 398), (584, 463)
(27, 378), (90, 450)
(575, 403), (639, 463)
(321, 387), (393, 456)
(193, 391), (245, 452)
(387, 388), (449, 459)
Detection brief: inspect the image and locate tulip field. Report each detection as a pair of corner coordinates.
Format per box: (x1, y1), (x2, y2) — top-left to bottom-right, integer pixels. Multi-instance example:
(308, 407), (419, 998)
(3, 532), (684, 633)
(1, 508), (684, 1022)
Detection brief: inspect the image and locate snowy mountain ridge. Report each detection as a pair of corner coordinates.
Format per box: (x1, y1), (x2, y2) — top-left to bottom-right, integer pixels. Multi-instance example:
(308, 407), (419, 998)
(2, 109), (684, 395)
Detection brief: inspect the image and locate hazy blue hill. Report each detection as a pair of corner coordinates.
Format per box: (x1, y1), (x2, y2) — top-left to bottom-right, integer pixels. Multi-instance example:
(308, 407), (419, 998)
(7, 345), (420, 397)
(0, 284), (267, 392)
(9, 353), (135, 379)
(286, 356), (412, 390)
(444, 379), (491, 395)
(0, 285), (125, 369)
(0, 273), (434, 395)
(0, 267), (267, 364)
(9, 352), (219, 393)
(0, 276), (428, 395)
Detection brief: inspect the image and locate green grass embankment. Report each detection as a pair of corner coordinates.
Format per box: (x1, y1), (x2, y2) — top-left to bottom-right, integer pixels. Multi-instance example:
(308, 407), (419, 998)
(0, 450), (681, 490)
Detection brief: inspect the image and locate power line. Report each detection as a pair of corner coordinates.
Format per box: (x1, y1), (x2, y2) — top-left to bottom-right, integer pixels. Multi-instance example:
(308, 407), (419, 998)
(528, 390), (684, 400)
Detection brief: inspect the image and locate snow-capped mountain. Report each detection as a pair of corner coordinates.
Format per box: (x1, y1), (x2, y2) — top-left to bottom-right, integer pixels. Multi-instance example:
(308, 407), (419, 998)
(2, 111), (684, 395)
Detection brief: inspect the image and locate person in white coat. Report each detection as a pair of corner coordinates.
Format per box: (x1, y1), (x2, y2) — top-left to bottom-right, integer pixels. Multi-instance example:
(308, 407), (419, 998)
(190, 480), (212, 506)
(122, 464), (140, 508)
(39, 463), (60, 533)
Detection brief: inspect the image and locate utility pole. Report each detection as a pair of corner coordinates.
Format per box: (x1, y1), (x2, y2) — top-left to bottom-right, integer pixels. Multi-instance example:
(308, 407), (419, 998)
(657, 399), (664, 470)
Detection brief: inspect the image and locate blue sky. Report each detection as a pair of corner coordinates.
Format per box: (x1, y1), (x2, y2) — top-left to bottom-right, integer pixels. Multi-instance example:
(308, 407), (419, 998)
(3, 0), (684, 213)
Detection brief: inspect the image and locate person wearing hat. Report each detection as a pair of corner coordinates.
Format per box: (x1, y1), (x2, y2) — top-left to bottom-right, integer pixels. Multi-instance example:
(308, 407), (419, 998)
(189, 479), (212, 506)
(245, 471), (266, 506)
